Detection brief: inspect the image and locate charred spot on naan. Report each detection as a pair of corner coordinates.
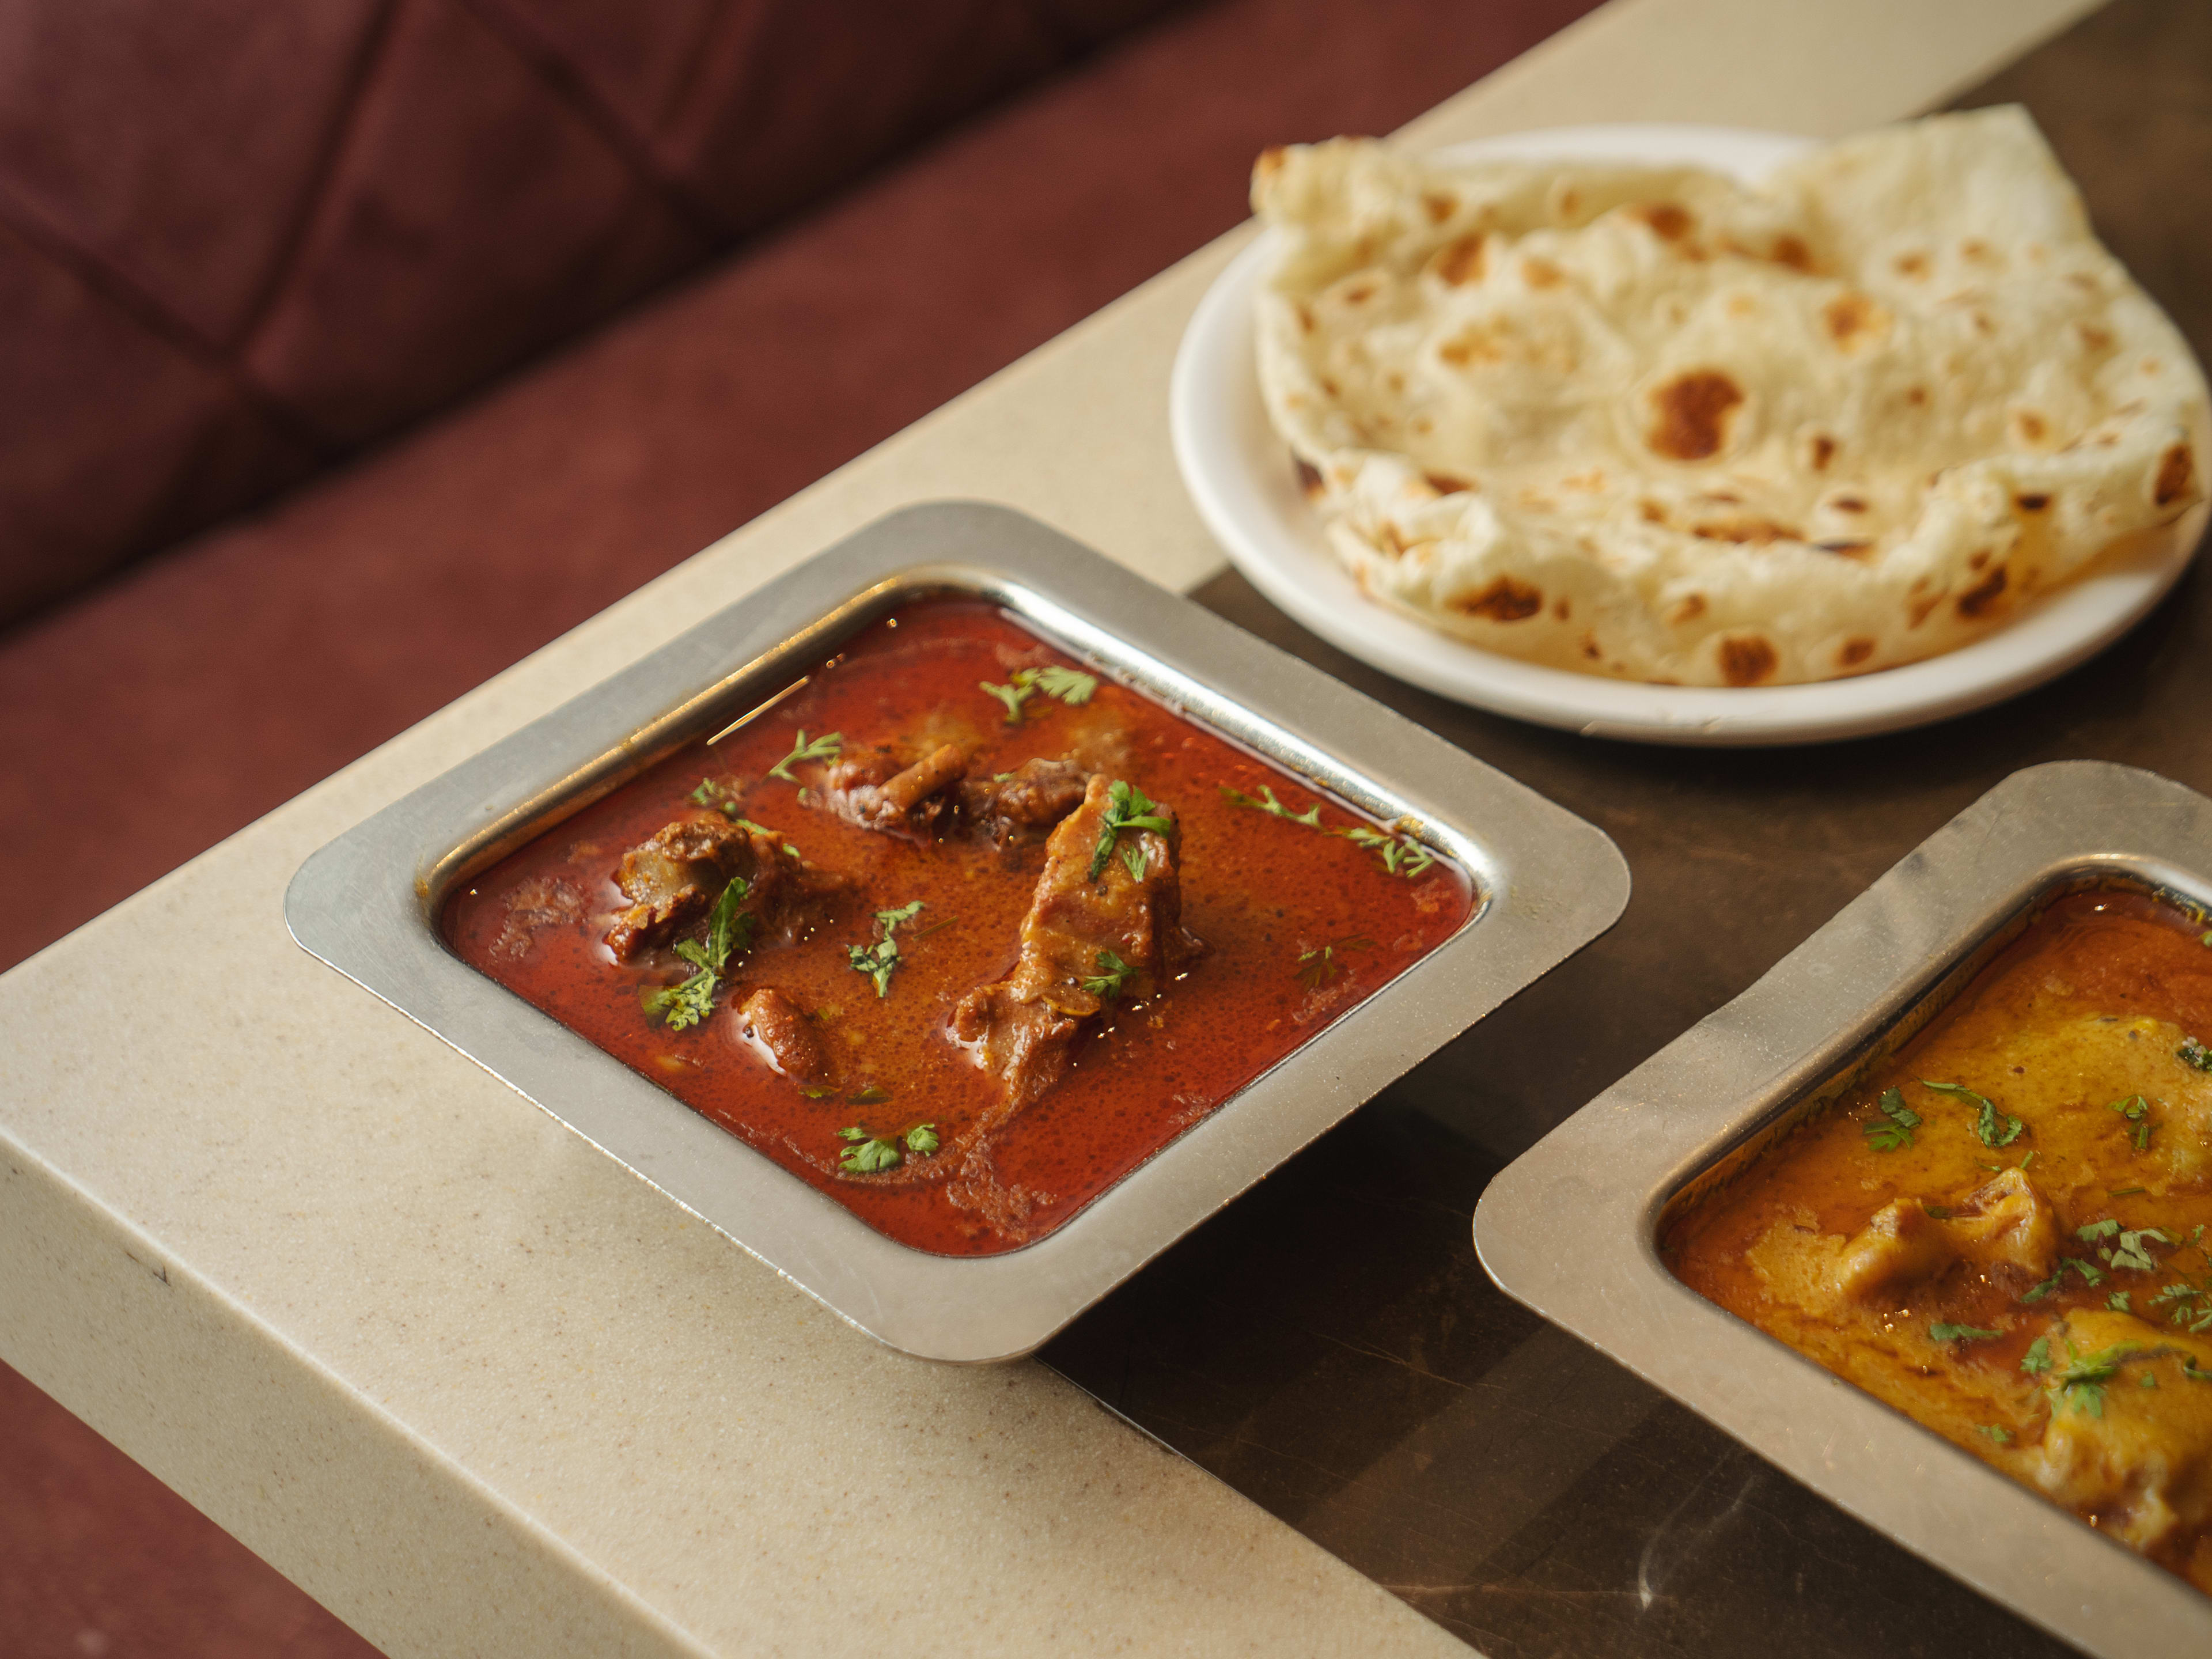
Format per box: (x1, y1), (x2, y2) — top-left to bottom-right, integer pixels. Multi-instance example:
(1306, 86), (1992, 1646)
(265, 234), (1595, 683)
(1647, 370), (1745, 462)
(2156, 442), (2197, 507)
(1691, 516), (1801, 546)
(1823, 293), (1889, 352)
(1717, 634), (1779, 686)
(1838, 637), (1877, 669)
(1291, 454), (1326, 501)
(1427, 233), (1486, 285)
(1955, 565), (2010, 619)
(1631, 202), (1695, 243)
(1449, 576), (1544, 622)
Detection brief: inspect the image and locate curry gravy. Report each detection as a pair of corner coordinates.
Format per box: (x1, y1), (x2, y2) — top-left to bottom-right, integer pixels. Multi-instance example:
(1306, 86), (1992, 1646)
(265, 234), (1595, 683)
(1668, 891), (2212, 1592)
(444, 599), (1473, 1255)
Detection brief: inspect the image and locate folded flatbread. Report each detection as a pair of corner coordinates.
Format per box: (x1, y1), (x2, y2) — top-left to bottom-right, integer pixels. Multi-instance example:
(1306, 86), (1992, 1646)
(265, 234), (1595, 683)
(1252, 108), (2207, 685)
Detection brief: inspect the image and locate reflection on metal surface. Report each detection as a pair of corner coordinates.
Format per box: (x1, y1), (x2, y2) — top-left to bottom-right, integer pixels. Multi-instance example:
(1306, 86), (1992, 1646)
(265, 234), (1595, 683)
(1478, 761), (2212, 1656)
(287, 503), (1628, 1362)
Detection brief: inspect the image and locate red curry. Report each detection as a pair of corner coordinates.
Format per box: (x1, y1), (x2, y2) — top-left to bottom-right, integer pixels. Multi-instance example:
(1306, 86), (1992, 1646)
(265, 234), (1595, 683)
(444, 599), (1472, 1255)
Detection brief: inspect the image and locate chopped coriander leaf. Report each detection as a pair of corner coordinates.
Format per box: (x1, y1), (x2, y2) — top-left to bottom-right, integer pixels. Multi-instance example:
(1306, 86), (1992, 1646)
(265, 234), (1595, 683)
(837, 1127), (903, 1174)
(2109, 1291), (2133, 1313)
(703, 876), (753, 973)
(2078, 1219), (2122, 1243)
(1023, 665), (1096, 705)
(1221, 784), (1324, 827)
(1977, 1424), (2014, 1444)
(2141, 1372), (2159, 1389)
(1920, 1080), (2026, 1147)
(847, 903), (925, 998)
(643, 968), (718, 1031)
(1082, 949), (1135, 1001)
(2180, 1035), (2212, 1071)
(1296, 937), (1376, 992)
(1929, 1323), (2002, 1343)
(980, 665), (1098, 724)
(904, 1123), (940, 1156)
(2065, 1256), (2107, 1287)
(2109, 1228), (2173, 1274)
(768, 729), (841, 782)
(2021, 1335), (2052, 1375)
(978, 678), (1033, 723)
(2050, 1340), (2140, 1418)
(1120, 841), (1147, 881)
(1923, 1205), (1954, 1221)
(2020, 1267), (2065, 1304)
(1334, 823), (1437, 878)
(688, 777), (724, 805)
(1090, 781), (1173, 879)
(847, 1085), (891, 1106)
(800, 1085), (833, 1101)
(2108, 1186), (2147, 1198)
(2186, 1357), (2212, 1384)
(1862, 1088), (1919, 1152)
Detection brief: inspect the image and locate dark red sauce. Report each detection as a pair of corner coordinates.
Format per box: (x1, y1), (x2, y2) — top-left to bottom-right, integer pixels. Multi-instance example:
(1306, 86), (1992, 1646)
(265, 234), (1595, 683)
(442, 599), (1474, 1254)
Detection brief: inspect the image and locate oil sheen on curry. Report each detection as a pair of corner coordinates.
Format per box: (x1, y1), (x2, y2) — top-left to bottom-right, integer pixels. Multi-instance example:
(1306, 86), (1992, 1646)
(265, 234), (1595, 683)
(445, 599), (1472, 1256)
(1668, 891), (2212, 1593)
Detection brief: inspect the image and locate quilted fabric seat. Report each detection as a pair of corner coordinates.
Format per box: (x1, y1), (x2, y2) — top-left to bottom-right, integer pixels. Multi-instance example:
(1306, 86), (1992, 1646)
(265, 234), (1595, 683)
(0, 0), (1183, 625)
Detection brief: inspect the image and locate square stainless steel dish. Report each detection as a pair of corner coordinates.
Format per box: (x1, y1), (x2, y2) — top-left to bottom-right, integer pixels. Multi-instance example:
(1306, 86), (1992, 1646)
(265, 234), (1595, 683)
(1476, 760), (2212, 1653)
(289, 502), (1627, 1362)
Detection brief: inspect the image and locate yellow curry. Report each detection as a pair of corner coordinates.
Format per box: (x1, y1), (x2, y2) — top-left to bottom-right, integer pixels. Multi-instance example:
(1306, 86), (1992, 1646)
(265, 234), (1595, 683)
(1668, 889), (2212, 1593)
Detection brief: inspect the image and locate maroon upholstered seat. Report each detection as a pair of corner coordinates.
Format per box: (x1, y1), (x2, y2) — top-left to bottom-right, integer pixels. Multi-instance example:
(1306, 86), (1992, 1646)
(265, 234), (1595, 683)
(0, 0), (1185, 626)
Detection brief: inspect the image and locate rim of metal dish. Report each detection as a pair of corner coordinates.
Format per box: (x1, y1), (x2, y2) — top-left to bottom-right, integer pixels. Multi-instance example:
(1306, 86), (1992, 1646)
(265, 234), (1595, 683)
(1475, 759), (2212, 1650)
(288, 501), (1629, 1362)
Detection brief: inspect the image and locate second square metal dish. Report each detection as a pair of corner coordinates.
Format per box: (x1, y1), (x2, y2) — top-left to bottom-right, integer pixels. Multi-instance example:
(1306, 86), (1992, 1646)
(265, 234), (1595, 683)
(288, 503), (1628, 1362)
(1476, 760), (2212, 1653)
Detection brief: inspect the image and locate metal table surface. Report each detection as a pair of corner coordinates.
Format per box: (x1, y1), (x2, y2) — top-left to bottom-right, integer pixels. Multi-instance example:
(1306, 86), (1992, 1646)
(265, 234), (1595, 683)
(1041, 3), (2212, 1653)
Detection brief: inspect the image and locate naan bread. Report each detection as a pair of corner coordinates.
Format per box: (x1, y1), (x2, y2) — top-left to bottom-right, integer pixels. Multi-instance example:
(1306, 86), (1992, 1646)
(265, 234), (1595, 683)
(1252, 108), (2207, 685)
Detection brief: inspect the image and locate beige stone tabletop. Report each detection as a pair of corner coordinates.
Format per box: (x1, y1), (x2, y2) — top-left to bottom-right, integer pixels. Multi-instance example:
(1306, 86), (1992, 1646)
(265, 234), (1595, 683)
(0, 1), (2101, 1653)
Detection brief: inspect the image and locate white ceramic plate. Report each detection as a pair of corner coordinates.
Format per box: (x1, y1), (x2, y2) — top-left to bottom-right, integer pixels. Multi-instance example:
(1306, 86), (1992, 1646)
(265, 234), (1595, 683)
(1171, 124), (2210, 747)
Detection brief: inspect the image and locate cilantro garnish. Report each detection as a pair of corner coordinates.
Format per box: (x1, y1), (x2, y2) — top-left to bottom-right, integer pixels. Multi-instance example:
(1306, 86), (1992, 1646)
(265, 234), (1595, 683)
(2185, 1356), (2212, 1384)
(836, 1120), (940, 1173)
(2109, 1227), (2173, 1274)
(689, 777), (725, 805)
(1929, 1323), (2001, 1344)
(2020, 1268), (2065, 1304)
(642, 965), (718, 1031)
(979, 665), (1097, 724)
(847, 1085), (891, 1106)
(2066, 1255), (2107, 1286)
(1082, 949), (1135, 1001)
(847, 902), (925, 999)
(1221, 785), (1323, 828)
(1976, 1424), (2014, 1444)
(2049, 1339), (2139, 1418)
(1919, 1080), (2025, 1147)
(2078, 1219), (2122, 1244)
(1120, 841), (1147, 881)
(2109, 1185), (2147, 1198)
(1334, 824), (1437, 877)
(768, 729), (842, 782)
(643, 876), (753, 1029)
(1296, 936), (1376, 992)
(2179, 1035), (2212, 1071)
(1089, 781), (1173, 879)
(2020, 1335), (2052, 1375)
(1862, 1088), (1919, 1152)
(2109, 1291), (2133, 1313)
(2107, 1094), (2153, 1150)
(1221, 784), (1440, 878)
